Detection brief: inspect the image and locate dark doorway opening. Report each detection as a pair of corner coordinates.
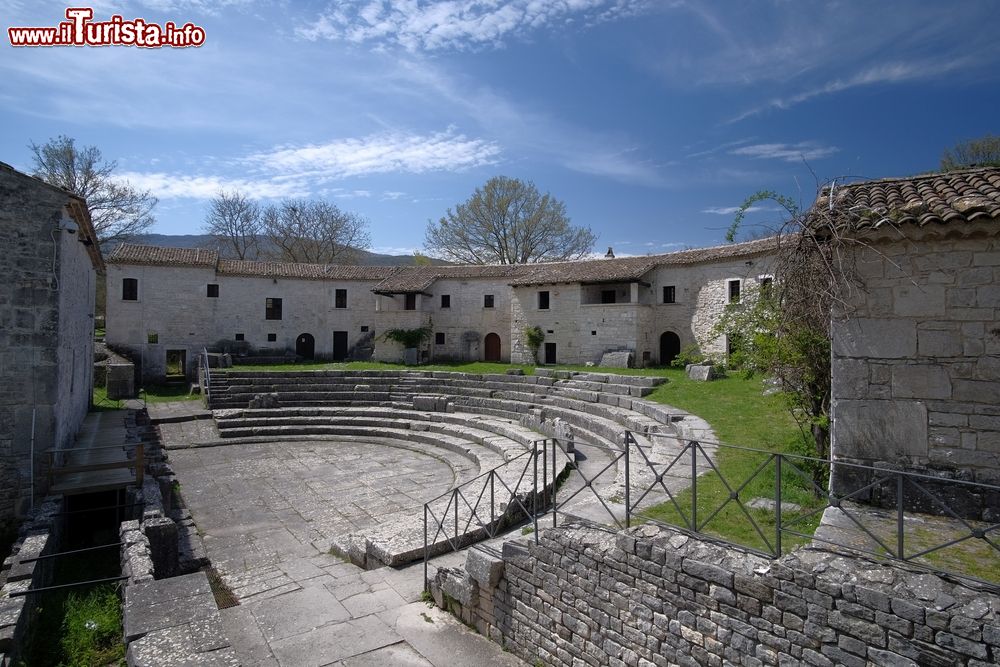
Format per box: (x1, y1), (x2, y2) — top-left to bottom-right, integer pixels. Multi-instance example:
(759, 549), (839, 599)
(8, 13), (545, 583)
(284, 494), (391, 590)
(333, 331), (349, 361)
(484, 333), (501, 362)
(165, 349), (186, 380)
(659, 331), (681, 366)
(544, 342), (557, 365)
(296, 333), (315, 360)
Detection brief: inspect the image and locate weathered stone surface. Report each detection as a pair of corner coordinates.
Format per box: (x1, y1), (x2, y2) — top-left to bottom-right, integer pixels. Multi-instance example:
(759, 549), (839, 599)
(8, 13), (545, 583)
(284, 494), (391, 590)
(600, 351), (634, 368)
(686, 364), (717, 381)
(248, 393), (280, 409)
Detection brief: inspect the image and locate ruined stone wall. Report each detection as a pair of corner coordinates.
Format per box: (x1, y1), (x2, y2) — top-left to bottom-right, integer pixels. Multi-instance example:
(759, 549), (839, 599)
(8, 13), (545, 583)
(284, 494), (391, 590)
(435, 523), (999, 667)
(831, 223), (1000, 488)
(0, 168), (95, 522)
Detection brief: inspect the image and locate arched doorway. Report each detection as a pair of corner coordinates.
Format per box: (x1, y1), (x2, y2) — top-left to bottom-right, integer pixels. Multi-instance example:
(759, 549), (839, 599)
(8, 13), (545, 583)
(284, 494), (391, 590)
(484, 333), (502, 362)
(296, 333), (315, 360)
(659, 331), (680, 366)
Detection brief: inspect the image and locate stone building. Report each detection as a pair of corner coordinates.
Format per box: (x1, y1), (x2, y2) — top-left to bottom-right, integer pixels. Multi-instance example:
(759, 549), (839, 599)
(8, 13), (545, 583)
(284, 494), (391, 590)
(826, 167), (1000, 488)
(0, 162), (103, 525)
(105, 237), (776, 380)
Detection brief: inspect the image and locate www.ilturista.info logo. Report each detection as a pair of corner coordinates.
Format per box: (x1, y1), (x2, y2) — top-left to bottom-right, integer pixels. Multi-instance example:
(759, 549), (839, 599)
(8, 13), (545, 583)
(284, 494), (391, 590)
(8, 7), (206, 48)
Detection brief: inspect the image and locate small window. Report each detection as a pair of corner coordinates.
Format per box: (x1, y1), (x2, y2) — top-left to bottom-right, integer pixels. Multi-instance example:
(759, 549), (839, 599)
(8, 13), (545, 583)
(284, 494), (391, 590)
(484, 294), (495, 309)
(728, 280), (741, 303)
(266, 297), (282, 320)
(591, 331), (597, 336)
(267, 333), (277, 342)
(601, 290), (615, 304)
(441, 294), (451, 309)
(147, 332), (158, 344)
(435, 332), (446, 345)
(662, 286), (676, 304)
(404, 293), (416, 310)
(235, 333), (245, 341)
(538, 291), (550, 310)
(122, 278), (138, 301)
(335, 289), (347, 309)
(360, 326), (369, 333)
(207, 284), (219, 298)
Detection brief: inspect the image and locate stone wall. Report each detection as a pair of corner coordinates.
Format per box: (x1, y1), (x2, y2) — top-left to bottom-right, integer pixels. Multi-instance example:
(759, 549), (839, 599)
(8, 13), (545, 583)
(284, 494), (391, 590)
(831, 223), (1000, 490)
(0, 166), (97, 523)
(434, 522), (1000, 667)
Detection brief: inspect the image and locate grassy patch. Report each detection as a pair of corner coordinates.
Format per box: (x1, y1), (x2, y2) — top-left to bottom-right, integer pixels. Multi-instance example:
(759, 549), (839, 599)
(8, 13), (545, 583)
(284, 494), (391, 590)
(92, 383), (201, 408)
(639, 369), (825, 554)
(21, 552), (124, 667)
(230, 360), (538, 374)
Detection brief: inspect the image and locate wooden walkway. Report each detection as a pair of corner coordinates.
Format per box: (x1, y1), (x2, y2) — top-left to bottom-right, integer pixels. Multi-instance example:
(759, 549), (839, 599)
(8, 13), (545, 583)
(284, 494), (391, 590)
(49, 409), (143, 495)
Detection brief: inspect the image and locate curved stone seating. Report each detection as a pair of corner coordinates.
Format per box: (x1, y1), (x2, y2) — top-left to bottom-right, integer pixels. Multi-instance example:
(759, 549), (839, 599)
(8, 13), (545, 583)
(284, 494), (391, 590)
(206, 368), (717, 566)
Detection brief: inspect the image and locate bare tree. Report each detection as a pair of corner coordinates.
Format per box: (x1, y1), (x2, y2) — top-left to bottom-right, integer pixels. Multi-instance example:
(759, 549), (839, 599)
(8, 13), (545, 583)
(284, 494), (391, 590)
(29, 135), (156, 245)
(425, 176), (596, 264)
(204, 191), (262, 260)
(262, 199), (370, 264)
(941, 134), (1000, 171)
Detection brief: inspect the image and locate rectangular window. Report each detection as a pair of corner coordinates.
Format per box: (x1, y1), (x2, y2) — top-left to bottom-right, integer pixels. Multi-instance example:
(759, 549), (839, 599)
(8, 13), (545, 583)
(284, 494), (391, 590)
(728, 280), (741, 303)
(538, 291), (550, 310)
(207, 283), (219, 298)
(335, 289), (347, 309)
(441, 294), (451, 309)
(267, 333), (277, 342)
(404, 293), (416, 310)
(265, 297), (282, 320)
(360, 325), (369, 333)
(484, 294), (495, 309)
(235, 333), (245, 341)
(601, 289), (616, 304)
(147, 332), (158, 344)
(122, 278), (138, 301)
(662, 285), (676, 304)
(435, 332), (446, 345)
(759, 276), (773, 297)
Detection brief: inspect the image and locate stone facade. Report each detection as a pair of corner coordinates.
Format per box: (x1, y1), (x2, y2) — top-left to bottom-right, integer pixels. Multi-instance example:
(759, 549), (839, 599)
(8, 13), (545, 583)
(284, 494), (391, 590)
(831, 216), (1000, 487)
(434, 522), (1000, 667)
(0, 163), (101, 525)
(106, 238), (777, 379)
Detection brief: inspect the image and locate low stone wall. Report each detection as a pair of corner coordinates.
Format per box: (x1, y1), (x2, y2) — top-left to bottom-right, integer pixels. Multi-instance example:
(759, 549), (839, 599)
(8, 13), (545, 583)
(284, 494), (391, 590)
(433, 522), (1000, 667)
(0, 496), (63, 665)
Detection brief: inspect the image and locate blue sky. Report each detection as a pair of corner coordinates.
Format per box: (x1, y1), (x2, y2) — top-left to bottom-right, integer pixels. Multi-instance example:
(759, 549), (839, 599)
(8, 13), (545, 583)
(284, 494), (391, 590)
(3, 0), (999, 256)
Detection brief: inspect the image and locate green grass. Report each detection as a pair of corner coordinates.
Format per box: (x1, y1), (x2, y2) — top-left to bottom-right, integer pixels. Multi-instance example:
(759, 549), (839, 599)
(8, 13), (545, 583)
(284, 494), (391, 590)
(93, 383), (201, 408)
(230, 360), (541, 374)
(20, 553), (124, 667)
(638, 369), (825, 554)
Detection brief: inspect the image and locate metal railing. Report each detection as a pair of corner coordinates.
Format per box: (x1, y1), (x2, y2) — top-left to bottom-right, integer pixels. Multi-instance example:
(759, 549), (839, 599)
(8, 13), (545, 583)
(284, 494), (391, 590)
(200, 347), (212, 406)
(423, 431), (1000, 588)
(46, 442), (145, 489)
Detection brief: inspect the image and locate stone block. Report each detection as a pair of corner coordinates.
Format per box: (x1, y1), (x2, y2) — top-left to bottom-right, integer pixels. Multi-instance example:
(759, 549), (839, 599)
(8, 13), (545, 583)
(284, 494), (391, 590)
(890, 364), (952, 400)
(832, 399), (928, 461)
(467, 547), (505, 589)
(832, 319), (916, 359)
(600, 351), (634, 368)
(686, 364), (717, 382)
(144, 517), (179, 580)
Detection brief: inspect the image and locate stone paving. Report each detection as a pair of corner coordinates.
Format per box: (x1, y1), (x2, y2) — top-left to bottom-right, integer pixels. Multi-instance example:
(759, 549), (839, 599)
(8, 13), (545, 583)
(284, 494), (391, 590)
(161, 420), (524, 666)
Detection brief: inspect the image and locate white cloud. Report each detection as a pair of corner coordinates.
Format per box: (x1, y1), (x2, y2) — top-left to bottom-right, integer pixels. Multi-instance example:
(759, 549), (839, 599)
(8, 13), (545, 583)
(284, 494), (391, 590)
(701, 205), (783, 215)
(381, 191), (406, 200)
(298, 0), (650, 51)
(247, 129), (501, 179)
(730, 142), (839, 163)
(117, 171), (305, 199)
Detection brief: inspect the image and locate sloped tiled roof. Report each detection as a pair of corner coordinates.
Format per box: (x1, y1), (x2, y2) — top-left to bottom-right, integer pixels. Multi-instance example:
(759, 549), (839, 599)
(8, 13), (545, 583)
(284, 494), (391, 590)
(816, 167), (1000, 229)
(219, 259), (394, 281)
(107, 243), (218, 267)
(508, 236), (781, 286)
(372, 264), (523, 293)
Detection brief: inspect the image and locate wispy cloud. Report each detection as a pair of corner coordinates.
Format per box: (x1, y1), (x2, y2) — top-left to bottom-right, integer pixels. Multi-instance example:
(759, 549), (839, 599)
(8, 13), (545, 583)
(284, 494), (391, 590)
(247, 128), (500, 179)
(298, 0), (651, 52)
(701, 205), (783, 215)
(117, 171), (306, 199)
(729, 60), (971, 122)
(731, 142), (839, 163)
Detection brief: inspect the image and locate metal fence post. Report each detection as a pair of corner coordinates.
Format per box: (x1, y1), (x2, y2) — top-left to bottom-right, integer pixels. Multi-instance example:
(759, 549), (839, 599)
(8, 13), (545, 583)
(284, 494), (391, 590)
(624, 432), (631, 528)
(552, 439), (558, 528)
(532, 442), (539, 543)
(691, 441), (698, 531)
(453, 489), (459, 545)
(774, 455), (782, 558)
(897, 473), (905, 560)
(423, 504), (429, 592)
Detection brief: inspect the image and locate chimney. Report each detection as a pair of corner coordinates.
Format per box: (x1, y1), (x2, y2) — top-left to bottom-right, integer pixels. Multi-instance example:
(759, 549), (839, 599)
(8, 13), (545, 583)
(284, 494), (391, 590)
(605, 246), (615, 259)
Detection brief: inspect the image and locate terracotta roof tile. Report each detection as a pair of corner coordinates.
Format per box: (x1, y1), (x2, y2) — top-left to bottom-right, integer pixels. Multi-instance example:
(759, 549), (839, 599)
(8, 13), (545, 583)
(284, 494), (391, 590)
(107, 243), (218, 267)
(817, 167), (1000, 229)
(218, 259), (394, 281)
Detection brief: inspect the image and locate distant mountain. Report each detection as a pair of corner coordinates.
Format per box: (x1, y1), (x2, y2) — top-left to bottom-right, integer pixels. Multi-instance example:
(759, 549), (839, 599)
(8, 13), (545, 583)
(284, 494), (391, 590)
(121, 234), (449, 266)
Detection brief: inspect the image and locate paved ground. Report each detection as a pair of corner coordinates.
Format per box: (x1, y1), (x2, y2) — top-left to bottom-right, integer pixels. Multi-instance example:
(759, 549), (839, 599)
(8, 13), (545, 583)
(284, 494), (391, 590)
(163, 429), (524, 666)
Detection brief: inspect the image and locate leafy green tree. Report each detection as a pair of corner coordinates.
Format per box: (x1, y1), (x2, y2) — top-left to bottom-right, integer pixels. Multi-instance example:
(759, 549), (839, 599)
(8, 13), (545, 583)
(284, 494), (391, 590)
(425, 176), (595, 264)
(29, 135), (157, 245)
(941, 134), (1000, 171)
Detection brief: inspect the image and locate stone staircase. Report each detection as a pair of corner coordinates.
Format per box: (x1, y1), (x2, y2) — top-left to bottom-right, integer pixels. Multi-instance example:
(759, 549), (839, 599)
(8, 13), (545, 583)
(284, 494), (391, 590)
(204, 368), (717, 567)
